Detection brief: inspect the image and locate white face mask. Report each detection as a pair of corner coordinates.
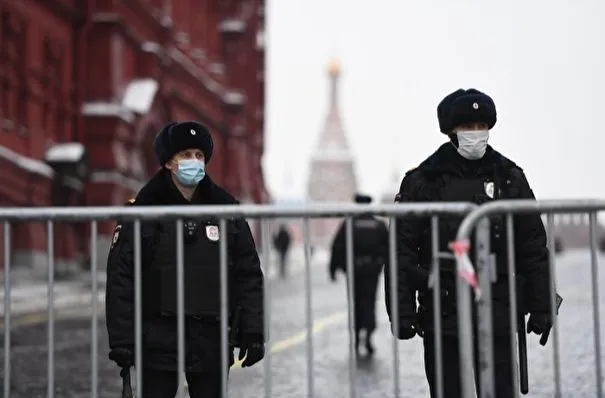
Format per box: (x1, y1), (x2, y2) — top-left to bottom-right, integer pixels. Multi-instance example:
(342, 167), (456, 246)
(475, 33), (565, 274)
(455, 130), (489, 160)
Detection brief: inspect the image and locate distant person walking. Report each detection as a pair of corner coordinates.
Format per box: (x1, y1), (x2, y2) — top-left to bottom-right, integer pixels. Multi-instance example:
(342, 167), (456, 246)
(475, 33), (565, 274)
(273, 224), (292, 279)
(329, 193), (389, 356)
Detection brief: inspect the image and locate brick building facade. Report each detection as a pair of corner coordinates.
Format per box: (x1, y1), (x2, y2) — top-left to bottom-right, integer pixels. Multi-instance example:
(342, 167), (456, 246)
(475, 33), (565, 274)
(0, 0), (267, 271)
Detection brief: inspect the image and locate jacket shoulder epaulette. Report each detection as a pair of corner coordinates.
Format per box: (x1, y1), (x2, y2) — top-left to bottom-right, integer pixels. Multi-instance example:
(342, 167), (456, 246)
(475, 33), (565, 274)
(110, 198), (136, 248)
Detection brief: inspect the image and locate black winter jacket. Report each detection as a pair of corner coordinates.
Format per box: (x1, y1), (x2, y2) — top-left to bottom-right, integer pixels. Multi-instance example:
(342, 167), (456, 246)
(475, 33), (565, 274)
(105, 169), (264, 371)
(385, 143), (551, 335)
(329, 214), (389, 275)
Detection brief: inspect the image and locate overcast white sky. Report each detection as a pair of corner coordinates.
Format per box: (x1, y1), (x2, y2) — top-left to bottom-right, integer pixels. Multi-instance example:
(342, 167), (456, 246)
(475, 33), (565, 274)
(263, 0), (605, 201)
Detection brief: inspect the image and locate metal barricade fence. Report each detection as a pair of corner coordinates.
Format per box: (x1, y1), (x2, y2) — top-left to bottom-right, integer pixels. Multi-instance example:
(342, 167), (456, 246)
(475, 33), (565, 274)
(453, 199), (605, 398)
(0, 202), (476, 398)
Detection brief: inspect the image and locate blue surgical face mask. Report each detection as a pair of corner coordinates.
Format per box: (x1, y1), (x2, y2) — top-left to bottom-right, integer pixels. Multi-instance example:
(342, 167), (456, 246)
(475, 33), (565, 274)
(174, 159), (205, 186)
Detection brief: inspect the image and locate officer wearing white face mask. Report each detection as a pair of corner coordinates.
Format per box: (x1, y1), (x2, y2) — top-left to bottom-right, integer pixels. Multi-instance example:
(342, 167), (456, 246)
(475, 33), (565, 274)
(386, 89), (553, 398)
(106, 121), (265, 398)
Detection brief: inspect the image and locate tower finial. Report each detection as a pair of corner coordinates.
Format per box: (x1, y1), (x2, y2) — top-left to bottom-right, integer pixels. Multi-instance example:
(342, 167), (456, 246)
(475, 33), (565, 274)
(328, 58), (341, 107)
(328, 58), (341, 76)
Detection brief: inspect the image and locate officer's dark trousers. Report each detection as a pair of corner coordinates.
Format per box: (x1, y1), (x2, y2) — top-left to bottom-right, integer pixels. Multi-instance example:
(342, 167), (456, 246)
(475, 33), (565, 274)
(353, 266), (380, 333)
(423, 332), (514, 398)
(141, 368), (227, 398)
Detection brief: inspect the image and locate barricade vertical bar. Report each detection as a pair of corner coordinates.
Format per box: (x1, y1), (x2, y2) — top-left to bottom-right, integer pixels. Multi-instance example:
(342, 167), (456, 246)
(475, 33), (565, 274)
(505, 215), (520, 397)
(430, 216), (444, 398)
(90, 221), (99, 398)
(588, 212), (603, 398)
(47, 221), (55, 398)
(388, 216), (400, 397)
(546, 214), (562, 397)
(456, 242), (475, 398)
(134, 220), (143, 396)
(476, 218), (495, 397)
(302, 218), (315, 398)
(219, 218), (229, 398)
(3, 222), (11, 398)
(260, 219), (272, 398)
(175, 219), (186, 398)
(345, 217), (357, 398)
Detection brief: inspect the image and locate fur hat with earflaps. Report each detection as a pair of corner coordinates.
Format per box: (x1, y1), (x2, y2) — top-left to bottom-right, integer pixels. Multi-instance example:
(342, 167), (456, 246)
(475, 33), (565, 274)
(154, 121), (214, 166)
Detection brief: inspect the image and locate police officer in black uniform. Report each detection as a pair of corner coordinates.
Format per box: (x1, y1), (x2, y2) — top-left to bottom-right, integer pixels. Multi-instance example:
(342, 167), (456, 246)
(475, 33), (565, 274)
(330, 193), (389, 356)
(385, 89), (553, 397)
(105, 121), (265, 398)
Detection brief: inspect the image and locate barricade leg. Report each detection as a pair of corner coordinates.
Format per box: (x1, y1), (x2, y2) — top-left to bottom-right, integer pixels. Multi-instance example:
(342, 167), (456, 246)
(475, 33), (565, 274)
(505, 214), (520, 397)
(133, 220), (143, 397)
(588, 212), (603, 398)
(90, 221), (99, 398)
(430, 216), (444, 398)
(260, 219), (273, 398)
(345, 217), (357, 398)
(176, 219), (187, 398)
(546, 214), (562, 397)
(3, 222), (11, 398)
(47, 221), (55, 398)
(387, 216), (400, 397)
(456, 258), (475, 398)
(476, 218), (495, 397)
(302, 218), (315, 398)
(219, 218), (229, 398)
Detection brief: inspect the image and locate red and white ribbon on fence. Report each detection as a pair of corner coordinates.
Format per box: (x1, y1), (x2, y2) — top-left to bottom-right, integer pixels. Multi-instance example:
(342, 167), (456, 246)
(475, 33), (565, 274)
(449, 239), (482, 300)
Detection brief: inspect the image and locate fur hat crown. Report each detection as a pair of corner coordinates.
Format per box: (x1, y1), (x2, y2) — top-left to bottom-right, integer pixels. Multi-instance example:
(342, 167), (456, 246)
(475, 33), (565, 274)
(437, 88), (497, 134)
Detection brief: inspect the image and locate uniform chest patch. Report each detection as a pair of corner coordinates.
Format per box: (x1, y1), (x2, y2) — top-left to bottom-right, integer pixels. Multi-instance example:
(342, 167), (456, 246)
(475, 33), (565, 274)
(111, 225), (122, 247)
(484, 181), (495, 199)
(206, 225), (219, 241)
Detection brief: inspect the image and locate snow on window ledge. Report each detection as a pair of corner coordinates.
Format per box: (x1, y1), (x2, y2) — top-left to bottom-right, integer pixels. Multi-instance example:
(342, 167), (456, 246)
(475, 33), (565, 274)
(223, 90), (246, 105)
(218, 19), (246, 33)
(45, 142), (85, 163)
(122, 79), (159, 114)
(0, 145), (54, 178)
(81, 102), (135, 123)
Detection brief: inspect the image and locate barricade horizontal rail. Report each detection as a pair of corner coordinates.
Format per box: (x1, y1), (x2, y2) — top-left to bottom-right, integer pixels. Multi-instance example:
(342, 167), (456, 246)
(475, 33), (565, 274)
(453, 198), (605, 398)
(457, 199), (605, 240)
(0, 202), (476, 221)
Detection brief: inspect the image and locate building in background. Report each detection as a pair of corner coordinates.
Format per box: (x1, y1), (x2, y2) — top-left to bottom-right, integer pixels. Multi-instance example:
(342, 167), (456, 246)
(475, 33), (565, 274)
(306, 59), (357, 248)
(0, 0), (267, 272)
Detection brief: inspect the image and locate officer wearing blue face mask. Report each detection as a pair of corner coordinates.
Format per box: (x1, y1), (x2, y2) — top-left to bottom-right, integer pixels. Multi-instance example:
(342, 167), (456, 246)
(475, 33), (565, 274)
(386, 89), (554, 398)
(105, 121), (265, 398)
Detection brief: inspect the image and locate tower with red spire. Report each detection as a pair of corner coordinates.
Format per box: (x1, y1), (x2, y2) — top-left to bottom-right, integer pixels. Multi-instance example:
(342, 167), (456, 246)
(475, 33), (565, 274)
(306, 59), (358, 248)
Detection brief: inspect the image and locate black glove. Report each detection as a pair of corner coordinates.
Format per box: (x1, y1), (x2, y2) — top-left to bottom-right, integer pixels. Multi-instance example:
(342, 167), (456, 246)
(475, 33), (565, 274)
(527, 312), (552, 336)
(329, 270), (337, 282)
(109, 346), (134, 368)
(238, 335), (265, 368)
(391, 318), (418, 340)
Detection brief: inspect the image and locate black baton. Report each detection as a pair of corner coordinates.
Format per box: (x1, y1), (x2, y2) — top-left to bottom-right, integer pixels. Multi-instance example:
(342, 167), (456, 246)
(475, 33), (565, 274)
(121, 367), (134, 398)
(516, 276), (529, 394)
(518, 313), (529, 395)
